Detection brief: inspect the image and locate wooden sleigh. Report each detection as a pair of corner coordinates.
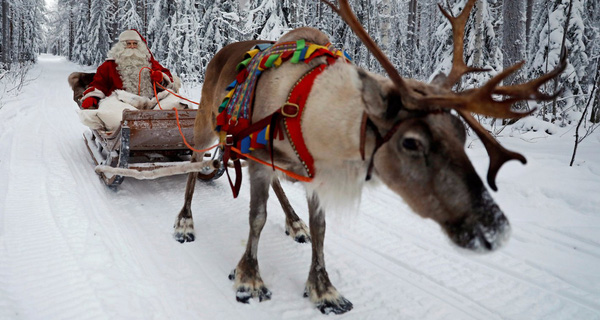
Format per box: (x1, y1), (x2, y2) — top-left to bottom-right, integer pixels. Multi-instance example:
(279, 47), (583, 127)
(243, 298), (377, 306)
(69, 72), (224, 189)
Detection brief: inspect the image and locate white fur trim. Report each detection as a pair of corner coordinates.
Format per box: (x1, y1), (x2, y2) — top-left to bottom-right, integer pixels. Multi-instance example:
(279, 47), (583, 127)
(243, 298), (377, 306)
(78, 109), (104, 130)
(90, 95), (137, 131)
(171, 75), (181, 92)
(113, 90), (153, 109)
(161, 73), (172, 85)
(152, 92), (188, 110)
(119, 30), (142, 42)
(81, 88), (106, 101)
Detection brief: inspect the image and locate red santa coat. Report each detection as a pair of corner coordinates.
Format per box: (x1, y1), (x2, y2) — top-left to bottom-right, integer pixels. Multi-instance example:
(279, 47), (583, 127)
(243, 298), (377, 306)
(81, 57), (173, 108)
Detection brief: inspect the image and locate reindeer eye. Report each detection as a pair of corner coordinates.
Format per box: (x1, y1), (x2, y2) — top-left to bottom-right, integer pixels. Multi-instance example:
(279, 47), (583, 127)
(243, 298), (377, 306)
(402, 138), (421, 151)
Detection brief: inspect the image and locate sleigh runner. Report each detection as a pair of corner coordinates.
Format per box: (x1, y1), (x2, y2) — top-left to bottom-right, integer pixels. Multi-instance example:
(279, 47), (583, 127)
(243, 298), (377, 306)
(70, 72), (225, 189)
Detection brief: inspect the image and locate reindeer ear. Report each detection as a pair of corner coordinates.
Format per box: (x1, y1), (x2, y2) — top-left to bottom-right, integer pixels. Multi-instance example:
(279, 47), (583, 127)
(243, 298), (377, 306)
(358, 69), (402, 120)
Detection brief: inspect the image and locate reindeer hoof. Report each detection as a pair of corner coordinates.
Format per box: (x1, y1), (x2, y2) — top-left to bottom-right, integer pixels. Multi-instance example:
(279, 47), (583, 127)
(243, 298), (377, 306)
(304, 285), (353, 315)
(316, 297), (353, 315)
(285, 221), (311, 243)
(173, 217), (195, 243)
(228, 269), (236, 281)
(285, 230), (309, 243)
(295, 234), (309, 243)
(231, 269), (272, 303)
(235, 286), (272, 303)
(174, 231), (195, 243)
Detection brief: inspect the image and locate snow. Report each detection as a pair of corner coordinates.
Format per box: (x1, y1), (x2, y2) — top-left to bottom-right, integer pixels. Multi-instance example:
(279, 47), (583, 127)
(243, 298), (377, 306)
(1, 54), (600, 319)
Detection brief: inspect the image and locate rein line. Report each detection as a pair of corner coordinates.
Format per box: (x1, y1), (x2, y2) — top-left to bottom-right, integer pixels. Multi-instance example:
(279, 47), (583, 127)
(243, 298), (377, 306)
(136, 66), (312, 181)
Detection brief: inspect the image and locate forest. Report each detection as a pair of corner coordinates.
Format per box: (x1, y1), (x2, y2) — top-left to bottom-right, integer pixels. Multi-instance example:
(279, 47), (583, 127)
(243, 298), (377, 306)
(1, 0), (599, 127)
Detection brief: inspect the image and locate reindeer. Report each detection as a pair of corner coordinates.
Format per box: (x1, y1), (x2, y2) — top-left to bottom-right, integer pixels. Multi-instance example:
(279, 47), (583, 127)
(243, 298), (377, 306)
(174, 0), (566, 314)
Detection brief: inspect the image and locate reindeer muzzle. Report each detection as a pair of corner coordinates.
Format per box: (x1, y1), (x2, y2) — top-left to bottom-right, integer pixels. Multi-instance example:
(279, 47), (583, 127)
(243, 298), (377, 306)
(443, 190), (511, 252)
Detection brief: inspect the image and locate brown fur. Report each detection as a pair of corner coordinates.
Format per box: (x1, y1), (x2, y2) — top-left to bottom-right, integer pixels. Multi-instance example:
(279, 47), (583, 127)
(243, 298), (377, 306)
(67, 72), (95, 103)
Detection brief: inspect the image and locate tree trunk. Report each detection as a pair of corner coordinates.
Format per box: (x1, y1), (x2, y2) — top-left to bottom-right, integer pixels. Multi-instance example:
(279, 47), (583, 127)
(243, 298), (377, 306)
(380, 0), (391, 56)
(502, 0), (526, 115)
(112, 0), (120, 41)
(473, 0), (484, 67)
(502, 0), (525, 85)
(69, 3), (74, 60)
(591, 81), (600, 123)
(525, 0), (534, 45)
(1, 0), (8, 65)
(406, 0), (418, 75)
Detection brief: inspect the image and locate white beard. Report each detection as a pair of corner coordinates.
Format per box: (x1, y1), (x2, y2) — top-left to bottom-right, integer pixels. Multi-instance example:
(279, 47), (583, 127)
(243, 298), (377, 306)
(109, 42), (154, 98)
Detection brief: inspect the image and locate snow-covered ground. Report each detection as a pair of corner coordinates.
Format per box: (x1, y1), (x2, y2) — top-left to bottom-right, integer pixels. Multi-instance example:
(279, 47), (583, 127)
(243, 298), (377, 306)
(1, 54), (599, 320)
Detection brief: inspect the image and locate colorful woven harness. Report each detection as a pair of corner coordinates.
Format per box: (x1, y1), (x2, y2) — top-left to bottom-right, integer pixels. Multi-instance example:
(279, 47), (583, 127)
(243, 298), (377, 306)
(216, 39), (349, 197)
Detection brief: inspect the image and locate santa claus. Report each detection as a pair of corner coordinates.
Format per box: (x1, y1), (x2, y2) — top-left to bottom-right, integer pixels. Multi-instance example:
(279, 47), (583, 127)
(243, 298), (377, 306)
(78, 29), (183, 131)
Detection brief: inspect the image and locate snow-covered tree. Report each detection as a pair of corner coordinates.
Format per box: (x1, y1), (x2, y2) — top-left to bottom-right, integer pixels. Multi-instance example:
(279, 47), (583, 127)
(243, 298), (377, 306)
(1, 0), (46, 65)
(88, 0), (113, 65)
(583, 0), (600, 123)
(529, 0), (588, 123)
(26, 0), (595, 116)
(165, 0), (203, 82)
(430, 0), (502, 89)
(118, 0), (144, 32)
(256, 0), (290, 40)
(195, 0), (241, 81)
(147, 0), (174, 62)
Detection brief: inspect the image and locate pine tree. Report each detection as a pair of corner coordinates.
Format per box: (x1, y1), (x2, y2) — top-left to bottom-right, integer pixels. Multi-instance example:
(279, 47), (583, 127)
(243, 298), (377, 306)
(430, 0), (501, 88)
(529, 0), (587, 123)
(194, 0), (240, 81)
(45, 0), (75, 58)
(256, 0), (290, 40)
(119, 0), (144, 31)
(165, 0), (203, 82)
(71, 1), (92, 65)
(147, 0), (174, 61)
(88, 0), (113, 65)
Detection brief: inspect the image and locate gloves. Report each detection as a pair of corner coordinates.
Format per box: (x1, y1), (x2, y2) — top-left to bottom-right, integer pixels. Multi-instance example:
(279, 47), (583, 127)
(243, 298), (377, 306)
(150, 70), (163, 83)
(81, 97), (99, 109)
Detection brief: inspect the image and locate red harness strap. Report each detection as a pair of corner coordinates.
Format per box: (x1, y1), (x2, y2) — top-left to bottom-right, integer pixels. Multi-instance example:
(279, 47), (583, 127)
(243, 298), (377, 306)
(223, 62), (333, 197)
(281, 62), (331, 179)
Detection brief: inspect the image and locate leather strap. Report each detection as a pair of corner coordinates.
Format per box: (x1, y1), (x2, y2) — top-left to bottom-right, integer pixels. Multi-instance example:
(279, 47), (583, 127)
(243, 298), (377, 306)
(360, 112), (404, 181)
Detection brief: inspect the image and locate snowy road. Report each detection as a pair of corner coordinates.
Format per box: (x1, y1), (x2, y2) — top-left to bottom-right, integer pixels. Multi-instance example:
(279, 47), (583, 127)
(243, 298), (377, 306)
(1, 55), (599, 319)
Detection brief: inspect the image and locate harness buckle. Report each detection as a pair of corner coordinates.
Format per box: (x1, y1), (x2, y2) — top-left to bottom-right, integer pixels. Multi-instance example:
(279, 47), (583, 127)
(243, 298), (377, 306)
(225, 134), (234, 146)
(281, 102), (300, 117)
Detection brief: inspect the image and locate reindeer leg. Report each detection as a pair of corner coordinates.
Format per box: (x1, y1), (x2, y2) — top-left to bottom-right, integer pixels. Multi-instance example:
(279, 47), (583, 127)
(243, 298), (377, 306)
(271, 178), (310, 243)
(230, 164), (272, 303)
(304, 193), (353, 315)
(174, 156), (199, 243)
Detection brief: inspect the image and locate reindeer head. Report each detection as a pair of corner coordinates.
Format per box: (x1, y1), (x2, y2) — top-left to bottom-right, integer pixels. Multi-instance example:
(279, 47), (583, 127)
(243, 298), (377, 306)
(323, 0), (566, 251)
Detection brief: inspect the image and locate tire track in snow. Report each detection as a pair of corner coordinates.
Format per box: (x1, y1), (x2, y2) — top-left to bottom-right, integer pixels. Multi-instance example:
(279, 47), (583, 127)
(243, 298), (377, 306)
(80, 172), (276, 318)
(349, 187), (600, 319)
(2, 99), (107, 319)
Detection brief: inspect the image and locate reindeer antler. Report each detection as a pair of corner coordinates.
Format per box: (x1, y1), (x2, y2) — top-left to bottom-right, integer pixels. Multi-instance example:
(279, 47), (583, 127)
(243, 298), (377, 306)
(323, 0), (566, 190)
(429, 0), (566, 190)
(320, 0), (408, 95)
(437, 1), (490, 89)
